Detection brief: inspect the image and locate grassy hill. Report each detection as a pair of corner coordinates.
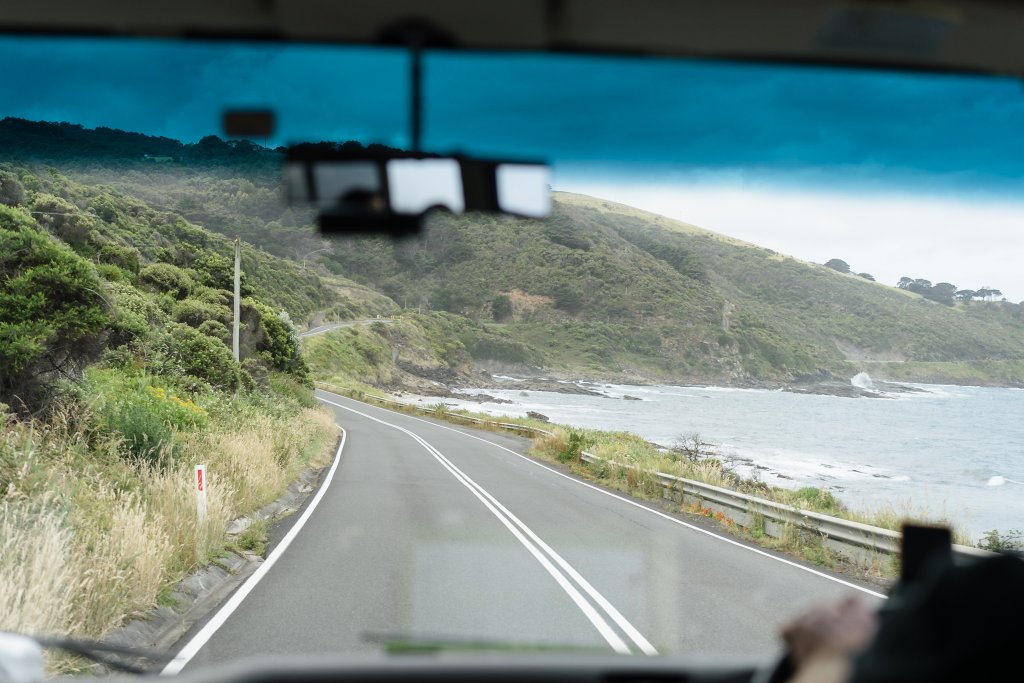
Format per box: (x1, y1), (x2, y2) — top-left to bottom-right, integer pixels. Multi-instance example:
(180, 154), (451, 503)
(5, 118), (1024, 388)
(314, 191), (1024, 386)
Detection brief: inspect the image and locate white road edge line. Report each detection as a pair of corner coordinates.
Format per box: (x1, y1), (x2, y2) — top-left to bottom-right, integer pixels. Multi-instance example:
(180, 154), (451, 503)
(318, 391), (888, 601)
(161, 427), (349, 675)
(320, 398), (648, 655)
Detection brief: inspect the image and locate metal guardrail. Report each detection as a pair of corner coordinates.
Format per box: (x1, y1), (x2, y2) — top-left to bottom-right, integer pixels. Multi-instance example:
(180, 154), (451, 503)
(329, 387), (991, 563)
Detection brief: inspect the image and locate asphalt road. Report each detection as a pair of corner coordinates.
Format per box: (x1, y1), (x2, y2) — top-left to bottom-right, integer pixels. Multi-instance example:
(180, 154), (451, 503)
(299, 319), (394, 338)
(168, 390), (884, 672)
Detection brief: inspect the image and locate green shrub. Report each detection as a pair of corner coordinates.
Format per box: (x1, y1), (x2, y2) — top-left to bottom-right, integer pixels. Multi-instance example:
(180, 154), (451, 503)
(96, 263), (125, 282)
(105, 281), (168, 348)
(242, 300), (309, 382)
(978, 529), (1023, 552)
(139, 263), (194, 299)
(189, 251), (255, 296)
(96, 243), (140, 275)
(491, 294), (513, 322)
(197, 319), (230, 343)
(0, 171), (26, 207)
(173, 297), (231, 328)
(789, 487), (844, 515)
(267, 372), (317, 409)
(0, 206), (109, 408)
(85, 370), (208, 463)
(155, 323), (242, 391)
(89, 194), (122, 223)
(559, 429), (588, 463)
(30, 193), (95, 245)
(191, 287), (230, 307)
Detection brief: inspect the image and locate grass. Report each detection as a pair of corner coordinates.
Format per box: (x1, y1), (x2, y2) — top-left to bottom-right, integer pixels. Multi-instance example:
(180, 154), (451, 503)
(235, 519), (270, 556)
(0, 370), (336, 673)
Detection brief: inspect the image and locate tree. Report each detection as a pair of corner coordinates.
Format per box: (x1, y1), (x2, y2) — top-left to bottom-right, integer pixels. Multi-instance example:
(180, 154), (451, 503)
(551, 283), (584, 314)
(912, 279), (933, 293)
(824, 258), (851, 273)
(898, 276), (914, 289)
(857, 272), (875, 281)
(930, 282), (957, 306)
(0, 170), (25, 207)
(955, 289), (976, 302)
(491, 294), (513, 322)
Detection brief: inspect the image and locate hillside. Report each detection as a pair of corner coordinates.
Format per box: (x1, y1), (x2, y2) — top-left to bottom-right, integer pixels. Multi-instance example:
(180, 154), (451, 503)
(1, 151), (344, 661)
(4, 118), (1024, 389)
(313, 192), (1024, 387)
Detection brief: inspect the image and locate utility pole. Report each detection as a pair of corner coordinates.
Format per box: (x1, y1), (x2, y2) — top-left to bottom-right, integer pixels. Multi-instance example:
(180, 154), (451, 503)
(233, 236), (241, 362)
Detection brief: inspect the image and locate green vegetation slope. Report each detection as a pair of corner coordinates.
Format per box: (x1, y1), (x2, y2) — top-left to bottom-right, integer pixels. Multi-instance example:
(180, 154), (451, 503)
(5, 118), (1024, 387)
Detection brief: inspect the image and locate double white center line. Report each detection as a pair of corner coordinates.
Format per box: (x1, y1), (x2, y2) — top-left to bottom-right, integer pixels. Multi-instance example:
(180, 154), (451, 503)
(319, 397), (658, 656)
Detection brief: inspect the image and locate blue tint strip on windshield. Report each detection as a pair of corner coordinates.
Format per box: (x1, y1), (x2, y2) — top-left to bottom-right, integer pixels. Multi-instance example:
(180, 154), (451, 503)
(0, 35), (408, 148)
(3, 35), (1023, 195)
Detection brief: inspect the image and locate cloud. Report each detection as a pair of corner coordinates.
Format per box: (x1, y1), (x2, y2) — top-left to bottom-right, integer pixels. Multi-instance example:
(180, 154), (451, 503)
(556, 178), (1024, 302)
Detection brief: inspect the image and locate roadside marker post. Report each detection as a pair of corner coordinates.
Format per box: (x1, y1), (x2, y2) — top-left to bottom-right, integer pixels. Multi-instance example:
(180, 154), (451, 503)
(195, 464), (207, 522)
(195, 464), (208, 563)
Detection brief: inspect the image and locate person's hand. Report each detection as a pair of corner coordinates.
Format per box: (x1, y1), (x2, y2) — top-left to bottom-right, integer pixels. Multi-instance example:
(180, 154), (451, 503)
(782, 596), (879, 682)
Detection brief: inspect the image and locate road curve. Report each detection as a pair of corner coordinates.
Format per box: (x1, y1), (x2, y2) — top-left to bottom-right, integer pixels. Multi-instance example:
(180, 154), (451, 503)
(169, 390), (883, 672)
(299, 318), (394, 338)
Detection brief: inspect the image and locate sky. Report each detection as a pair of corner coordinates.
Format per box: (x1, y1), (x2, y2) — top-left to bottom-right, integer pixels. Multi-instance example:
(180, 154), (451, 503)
(2, 35), (1022, 299)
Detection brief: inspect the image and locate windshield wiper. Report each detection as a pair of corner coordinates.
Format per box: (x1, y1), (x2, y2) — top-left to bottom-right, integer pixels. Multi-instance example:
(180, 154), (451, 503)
(0, 632), (167, 678)
(363, 632), (610, 655)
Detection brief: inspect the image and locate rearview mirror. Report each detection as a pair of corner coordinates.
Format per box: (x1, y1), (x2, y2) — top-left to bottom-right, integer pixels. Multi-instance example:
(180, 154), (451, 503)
(284, 146), (551, 235)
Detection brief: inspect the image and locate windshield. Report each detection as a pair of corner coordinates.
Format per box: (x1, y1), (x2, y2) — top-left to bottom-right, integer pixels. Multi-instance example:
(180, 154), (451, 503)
(1, 33), (1022, 675)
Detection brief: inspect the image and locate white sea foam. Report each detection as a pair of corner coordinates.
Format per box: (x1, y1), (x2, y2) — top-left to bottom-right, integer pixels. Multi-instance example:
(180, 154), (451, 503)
(851, 372), (875, 390)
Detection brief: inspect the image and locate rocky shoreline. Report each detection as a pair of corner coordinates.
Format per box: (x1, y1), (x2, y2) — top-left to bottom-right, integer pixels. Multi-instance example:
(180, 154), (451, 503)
(392, 368), (929, 402)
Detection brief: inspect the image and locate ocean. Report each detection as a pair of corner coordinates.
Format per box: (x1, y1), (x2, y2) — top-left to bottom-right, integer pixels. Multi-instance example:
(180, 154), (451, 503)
(423, 379), (1024, 541)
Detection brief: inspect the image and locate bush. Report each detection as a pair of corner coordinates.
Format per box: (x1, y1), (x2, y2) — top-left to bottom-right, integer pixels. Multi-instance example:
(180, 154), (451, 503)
(978, 529), (1023, 552)
(139, 263), (194, 299)
(559, 429), (588, 463)
(105, 281), (169, 348)
(789, 487), (844, 515)
(249, 301), (309, 382)
(85, 370), (207, 464)
(491, 294), (513, 322)
(30, 193), (95, 245)
(0, 171), (26, 207)
(267, 372), (317, 409)
(0, 206), (109, 409)
(96, 243), (140, 275)
(197, 319), (230, 343)
(155, 323), (242, 391)
(173, 297), (231, 328)
(189, 251), (255, 296)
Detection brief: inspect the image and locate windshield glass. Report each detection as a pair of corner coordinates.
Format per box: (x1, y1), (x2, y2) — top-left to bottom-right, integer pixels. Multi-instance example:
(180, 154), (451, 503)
(1, 33), (1022, 674)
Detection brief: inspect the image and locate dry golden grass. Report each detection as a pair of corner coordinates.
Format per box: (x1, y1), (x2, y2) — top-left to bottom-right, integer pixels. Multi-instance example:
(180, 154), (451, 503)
(0, 393), (336, 668)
